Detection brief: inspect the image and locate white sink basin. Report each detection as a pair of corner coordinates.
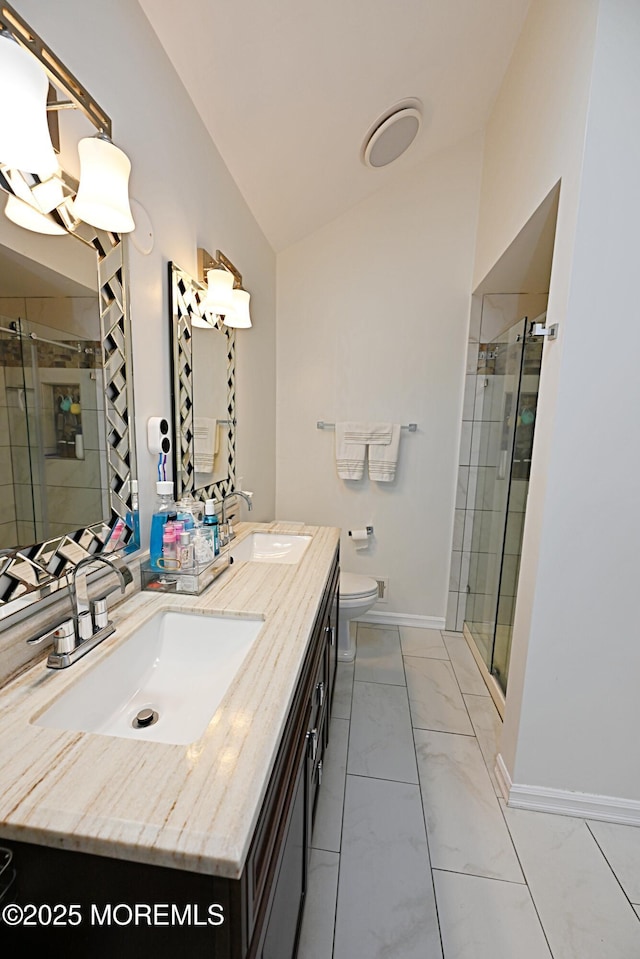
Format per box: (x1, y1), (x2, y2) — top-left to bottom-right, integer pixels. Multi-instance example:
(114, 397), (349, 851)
(230, 532), (312, 565)
(33, 610), (264, 745)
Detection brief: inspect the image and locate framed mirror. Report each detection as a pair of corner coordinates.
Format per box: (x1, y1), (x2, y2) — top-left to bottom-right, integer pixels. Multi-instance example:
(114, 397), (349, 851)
(169, 262), (235, 505)
(0, 5), (137, 616)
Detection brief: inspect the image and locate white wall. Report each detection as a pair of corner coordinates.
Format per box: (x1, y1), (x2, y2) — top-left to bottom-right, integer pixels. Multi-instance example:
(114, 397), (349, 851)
(14, 0), (277, 540)
(506, 0), (640, 805)
(477, 0), (640, 807)
(276, 134), (483, 622)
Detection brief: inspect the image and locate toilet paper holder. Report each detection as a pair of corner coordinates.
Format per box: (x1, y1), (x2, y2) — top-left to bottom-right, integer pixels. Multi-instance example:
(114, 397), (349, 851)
(348, 526), (374, 538)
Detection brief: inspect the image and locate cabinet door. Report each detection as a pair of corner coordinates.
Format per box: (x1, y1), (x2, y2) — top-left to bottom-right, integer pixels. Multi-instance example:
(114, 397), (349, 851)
(326, 585), (338, 742)
(261, 760), (307, 959)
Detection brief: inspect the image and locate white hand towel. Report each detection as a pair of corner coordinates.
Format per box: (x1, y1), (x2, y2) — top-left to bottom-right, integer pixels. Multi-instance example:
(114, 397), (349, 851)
(368, 424), (401, 481)
(335, 422), (366, 479)
(194, 417), (217, 473)
(341, 422), (393, 445)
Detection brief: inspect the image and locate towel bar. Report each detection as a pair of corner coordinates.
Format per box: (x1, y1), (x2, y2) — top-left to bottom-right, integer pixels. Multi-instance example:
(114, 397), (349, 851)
(317, 421), (417, 431)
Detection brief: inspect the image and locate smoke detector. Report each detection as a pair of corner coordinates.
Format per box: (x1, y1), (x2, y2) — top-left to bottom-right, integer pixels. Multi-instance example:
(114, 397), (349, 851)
(362, 99), (422, 169)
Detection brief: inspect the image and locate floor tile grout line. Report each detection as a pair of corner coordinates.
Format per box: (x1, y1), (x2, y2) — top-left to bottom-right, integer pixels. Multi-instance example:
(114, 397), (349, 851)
(410, 721), (477, 737)
(432, 865), (528, 887)
(410, 694), (446, 958)
(584, 820), (640, 922)
(399, 623), (448, 958)
(437, 630), (478, 730)
(345, 770), (419, 787)
(434, 633), (558, 954)
(449, 637), (534, 896)
(441, 628), (506, 800)
(495, 789), (557, 957)
(327, 627), (359, 959)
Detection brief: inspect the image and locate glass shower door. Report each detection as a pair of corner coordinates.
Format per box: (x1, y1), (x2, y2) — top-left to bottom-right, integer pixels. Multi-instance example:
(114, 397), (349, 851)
(0, 317), (38, 550)
(465, 318), (527, 683)
(490, 331), (543, 689)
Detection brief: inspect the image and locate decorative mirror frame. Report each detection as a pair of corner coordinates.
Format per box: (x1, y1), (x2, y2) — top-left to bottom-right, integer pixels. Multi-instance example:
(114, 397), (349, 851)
(169, 261), (236, 504)
(0, 4), (137, 615)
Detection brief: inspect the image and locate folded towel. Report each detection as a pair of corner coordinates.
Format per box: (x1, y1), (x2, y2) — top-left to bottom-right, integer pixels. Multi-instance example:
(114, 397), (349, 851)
(194, 417), (217, 473)
(335, 422), (366, 479)
(368, 424), (401, 481)
(340, 421), (393, 445)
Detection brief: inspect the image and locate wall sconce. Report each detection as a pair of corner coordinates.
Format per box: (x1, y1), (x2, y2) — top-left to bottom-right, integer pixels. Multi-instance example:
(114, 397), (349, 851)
(73, 133), (135, 233)
(0, 3), (135, 235)
(4, 192), (66, 234)
(0, 30), (58, 175)
(198, 247), (252, 329)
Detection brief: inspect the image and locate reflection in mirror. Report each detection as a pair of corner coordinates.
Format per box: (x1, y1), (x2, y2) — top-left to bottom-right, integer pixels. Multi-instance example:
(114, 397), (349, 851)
(0, 5), (137, 616)
(170, 262), (235, 504)
(192, 325), (230, 487)
(0, 234), (109, 551)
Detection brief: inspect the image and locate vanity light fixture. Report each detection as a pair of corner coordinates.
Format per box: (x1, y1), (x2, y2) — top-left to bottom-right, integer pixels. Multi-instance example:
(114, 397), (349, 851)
(203, 266), (234, 316)
(4, 192), (66, 235)
(225, 288), (251, 329)
(72, 133), (135, 234)
(197, 247), (252, 329)
(0, 3), (135, 236)
(0, 29), (58, 176)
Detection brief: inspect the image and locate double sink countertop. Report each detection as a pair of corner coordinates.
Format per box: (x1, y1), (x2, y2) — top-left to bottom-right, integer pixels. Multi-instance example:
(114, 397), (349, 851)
(0, 522), (340, 879)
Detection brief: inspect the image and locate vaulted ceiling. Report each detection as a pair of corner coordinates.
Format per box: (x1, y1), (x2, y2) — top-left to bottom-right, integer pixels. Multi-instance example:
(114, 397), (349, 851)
(139, 0), (531, 252)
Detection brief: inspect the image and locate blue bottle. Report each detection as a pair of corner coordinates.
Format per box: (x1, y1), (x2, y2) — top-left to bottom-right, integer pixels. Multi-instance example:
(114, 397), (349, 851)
(125, 479), (140, 549)
(203, 499), (220, 557)
(150, 481), (176, 568)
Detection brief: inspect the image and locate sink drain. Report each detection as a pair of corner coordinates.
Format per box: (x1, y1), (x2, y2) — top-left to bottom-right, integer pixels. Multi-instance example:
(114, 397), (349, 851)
(132, 708), (159, 729)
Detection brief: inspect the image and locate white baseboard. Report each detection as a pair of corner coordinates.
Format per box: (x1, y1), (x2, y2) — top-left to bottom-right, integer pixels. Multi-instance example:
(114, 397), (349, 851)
(495, 753), (512, 802)
(496, 753), (640, 825)
(357, 610), (445, 630)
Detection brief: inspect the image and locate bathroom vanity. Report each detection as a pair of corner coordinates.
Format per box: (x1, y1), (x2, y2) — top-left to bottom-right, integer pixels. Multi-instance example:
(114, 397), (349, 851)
(0, 523), (340, 958)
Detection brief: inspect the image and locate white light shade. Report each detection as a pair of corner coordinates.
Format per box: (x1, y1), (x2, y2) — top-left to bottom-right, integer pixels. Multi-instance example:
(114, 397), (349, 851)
(73, 135), (135, 233)
(5, 193), (66, 235)
(203, 268), (234, 315)
(0, 33), (58, 176)
(224, 288), (252, 328)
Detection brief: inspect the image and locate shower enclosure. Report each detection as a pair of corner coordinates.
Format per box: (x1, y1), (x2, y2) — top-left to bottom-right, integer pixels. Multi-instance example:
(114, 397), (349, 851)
(463, 313), (545, 696)
(0, 314), (108, 551)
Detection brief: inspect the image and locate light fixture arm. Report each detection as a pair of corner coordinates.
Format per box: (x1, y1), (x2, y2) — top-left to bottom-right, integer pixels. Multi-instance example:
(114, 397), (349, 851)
(197, 247), (243, 289)
(0, 2), (112, 138)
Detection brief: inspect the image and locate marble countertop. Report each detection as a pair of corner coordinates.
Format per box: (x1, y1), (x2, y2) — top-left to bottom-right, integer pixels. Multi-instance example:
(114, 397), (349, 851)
(0, 522), (340, 879)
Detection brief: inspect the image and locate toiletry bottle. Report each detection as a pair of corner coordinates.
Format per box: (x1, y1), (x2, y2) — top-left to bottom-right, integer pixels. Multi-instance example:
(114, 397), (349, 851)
(203, 499), (220, 556)
(149, 481), (176, 568)
(162, 524), (177, 563)
(126, 479), (140, 546)
(178, 530), (194, 569)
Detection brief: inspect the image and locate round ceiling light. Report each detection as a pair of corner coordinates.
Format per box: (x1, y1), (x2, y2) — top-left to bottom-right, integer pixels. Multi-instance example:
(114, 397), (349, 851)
(362, 100), (422, 169)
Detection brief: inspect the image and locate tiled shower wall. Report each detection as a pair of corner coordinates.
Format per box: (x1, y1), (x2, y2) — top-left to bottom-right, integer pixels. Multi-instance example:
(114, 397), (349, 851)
(0, 298), (104, 549)
(446, 293), (548, 632)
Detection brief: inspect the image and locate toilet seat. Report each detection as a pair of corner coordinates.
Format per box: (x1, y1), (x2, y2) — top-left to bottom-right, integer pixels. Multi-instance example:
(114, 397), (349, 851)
(340, 572), (378, 604)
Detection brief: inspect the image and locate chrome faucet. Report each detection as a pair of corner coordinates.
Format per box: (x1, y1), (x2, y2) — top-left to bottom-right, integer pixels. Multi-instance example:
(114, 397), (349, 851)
(27, 555), (133, 669)
(220, 489), (253, 542)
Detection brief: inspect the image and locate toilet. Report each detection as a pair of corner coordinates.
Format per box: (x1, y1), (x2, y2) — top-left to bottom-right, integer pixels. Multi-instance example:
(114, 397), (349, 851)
(337, 572), (379, 662)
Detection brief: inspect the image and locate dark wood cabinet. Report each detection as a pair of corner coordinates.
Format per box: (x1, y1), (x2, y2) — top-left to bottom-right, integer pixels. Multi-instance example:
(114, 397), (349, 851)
(0, 546), (340, 959)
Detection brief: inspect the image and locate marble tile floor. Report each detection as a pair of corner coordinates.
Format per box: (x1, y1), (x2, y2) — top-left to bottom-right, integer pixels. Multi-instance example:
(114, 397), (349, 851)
(297, 623), (640, 959)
